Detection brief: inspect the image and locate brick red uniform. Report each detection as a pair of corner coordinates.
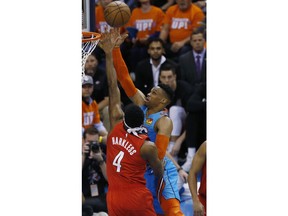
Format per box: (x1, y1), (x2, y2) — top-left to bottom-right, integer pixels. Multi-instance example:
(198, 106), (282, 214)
(106, 122), (156, 216)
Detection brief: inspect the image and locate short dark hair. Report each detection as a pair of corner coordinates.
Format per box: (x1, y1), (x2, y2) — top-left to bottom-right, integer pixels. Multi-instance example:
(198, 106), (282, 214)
(158, 83), (174, 102)
(147, 37), (165, 49)
(123, 104), (144, 128)
(83, 127), (99, 139)
(191, 28), (205, 40)
(160, 63), (176, 76)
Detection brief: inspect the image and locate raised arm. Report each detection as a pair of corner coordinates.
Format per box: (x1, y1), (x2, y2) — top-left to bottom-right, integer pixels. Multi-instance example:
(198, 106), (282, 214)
(140, 141), (164, 179)
(111, 29), (147, 106)
(99, 29), (124, 130)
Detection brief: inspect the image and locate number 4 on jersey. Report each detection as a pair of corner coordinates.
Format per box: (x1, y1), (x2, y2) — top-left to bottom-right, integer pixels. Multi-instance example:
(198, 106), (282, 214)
(113, 151), (124, 172)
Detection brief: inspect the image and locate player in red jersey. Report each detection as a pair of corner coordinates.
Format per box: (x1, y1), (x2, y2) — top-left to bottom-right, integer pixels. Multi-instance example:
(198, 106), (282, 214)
(100, 28), (164, 216)
(188, 141), (207, 216)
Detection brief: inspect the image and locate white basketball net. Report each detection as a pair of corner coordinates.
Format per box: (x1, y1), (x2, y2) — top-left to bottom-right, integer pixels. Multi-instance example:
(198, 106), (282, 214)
(82, 34), (101, 82)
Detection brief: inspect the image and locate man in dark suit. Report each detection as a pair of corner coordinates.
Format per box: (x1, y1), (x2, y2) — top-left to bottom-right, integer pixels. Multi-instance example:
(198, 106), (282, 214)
(134, 38), (180, 96)
(178, 29), (206, 90)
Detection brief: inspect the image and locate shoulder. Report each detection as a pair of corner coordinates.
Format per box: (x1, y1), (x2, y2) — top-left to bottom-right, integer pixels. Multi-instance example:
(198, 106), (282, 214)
(137, 58), (150, 67)
(178, 80), (193, 89)
(157, 115), (172, 127)
(131, 7), (141, 14)
(152, 5), (164, 13)
(165, 58), (178, 66)
(191, 3), (203, 12)
(179, 51), (193, 61)
(166, 4), (178, 13)
(136, 59), (151, 72)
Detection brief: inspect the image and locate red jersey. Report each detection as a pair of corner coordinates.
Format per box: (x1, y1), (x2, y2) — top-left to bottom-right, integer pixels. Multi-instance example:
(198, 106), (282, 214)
(106, 121), (156, 216)
(107, 121), (148, 187)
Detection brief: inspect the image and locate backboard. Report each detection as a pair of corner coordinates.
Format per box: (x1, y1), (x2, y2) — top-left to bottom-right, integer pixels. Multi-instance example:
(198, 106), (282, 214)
(82, 0), (95, 32)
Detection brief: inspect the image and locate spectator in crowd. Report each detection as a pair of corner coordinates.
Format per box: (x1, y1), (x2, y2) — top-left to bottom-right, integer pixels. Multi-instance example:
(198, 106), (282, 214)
(188, 141), (206, 216)
(118, 0), (137, 10)
(152, 0), (175, 12)
(158, 63), (193, 162)
(100, 29), (164, 215)
(124, 0), (165, 72)
(109, 28), (184, 216)
(84, 53), (110, 131)
(95, 0), (113, 33)
(82, 127), (109, 215)
(182, 82), (206, 172)
(192, 0), (206, 14)
(159, 0), (205, 61)
(178, 28), (206, 90)
(82, 75), (108, 142)
(134, 38), (180, 96)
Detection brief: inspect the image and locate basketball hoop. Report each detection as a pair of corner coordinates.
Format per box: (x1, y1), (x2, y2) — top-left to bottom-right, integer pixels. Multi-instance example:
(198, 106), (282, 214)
(82, 32), (101, 81)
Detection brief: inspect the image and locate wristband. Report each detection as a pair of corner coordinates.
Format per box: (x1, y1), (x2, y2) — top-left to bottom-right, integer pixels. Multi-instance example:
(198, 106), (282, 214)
(177, 167), (183, 172)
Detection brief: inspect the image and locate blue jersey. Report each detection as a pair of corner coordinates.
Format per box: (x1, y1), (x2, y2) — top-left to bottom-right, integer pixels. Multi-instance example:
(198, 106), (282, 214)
(141, 105), (168, 142)
(141, 105), (180, 214)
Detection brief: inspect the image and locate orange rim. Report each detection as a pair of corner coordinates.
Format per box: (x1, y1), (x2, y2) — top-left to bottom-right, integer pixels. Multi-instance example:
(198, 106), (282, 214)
(82, 32), (101, 42)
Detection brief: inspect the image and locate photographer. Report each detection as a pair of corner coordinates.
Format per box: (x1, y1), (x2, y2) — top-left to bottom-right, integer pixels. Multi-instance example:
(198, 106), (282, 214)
(82, 127), (108, 214)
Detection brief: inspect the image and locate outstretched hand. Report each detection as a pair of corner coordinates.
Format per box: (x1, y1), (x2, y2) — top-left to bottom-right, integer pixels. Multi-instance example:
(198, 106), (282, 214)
(98, 28), (128, 53)
(98, 27), (120, 53)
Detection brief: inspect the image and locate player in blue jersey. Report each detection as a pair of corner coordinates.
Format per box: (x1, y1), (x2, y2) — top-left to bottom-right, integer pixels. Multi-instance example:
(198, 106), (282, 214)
(99, 28), (185, 216)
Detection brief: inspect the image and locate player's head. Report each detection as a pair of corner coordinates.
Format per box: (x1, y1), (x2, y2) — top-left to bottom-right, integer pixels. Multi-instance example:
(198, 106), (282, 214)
(82, 75), (94, 98)
(123, 104), (144, 128)
(145, 83), (174, 109)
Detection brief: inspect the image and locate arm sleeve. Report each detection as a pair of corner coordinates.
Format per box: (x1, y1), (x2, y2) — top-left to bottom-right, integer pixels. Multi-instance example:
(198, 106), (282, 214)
(155, 134), (170, 160)
(112, 48), (138, 97)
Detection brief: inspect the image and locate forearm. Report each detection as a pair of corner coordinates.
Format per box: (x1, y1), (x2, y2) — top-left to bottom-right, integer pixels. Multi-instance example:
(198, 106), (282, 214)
(175, 130), (186, 143)
(152, 160), (164, 179)
(188, 171), (199, 202)
(99, 162), (108, 180)
(106, 52), (118, 91)
(155, 134), (170, 160)
(159, 25), (169, 42)
(161, 0), (175, 11)
(180, 36), (191, 46)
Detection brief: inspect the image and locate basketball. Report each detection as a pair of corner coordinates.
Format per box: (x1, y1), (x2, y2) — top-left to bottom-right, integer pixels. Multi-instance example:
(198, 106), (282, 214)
(104, 1), (131, 27)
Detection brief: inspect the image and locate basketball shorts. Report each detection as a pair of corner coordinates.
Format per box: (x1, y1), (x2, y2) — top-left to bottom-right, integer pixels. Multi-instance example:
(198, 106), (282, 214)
(144, 156), (180, 214)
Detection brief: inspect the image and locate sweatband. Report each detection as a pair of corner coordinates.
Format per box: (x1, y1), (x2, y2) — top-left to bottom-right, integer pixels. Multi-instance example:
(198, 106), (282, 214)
(155, 134), (170, 160)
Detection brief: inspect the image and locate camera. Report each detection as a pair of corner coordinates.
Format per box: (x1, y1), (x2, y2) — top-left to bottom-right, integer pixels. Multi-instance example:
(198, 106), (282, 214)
(89, 141), (101, 153)
(85, 141), (101, 157)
